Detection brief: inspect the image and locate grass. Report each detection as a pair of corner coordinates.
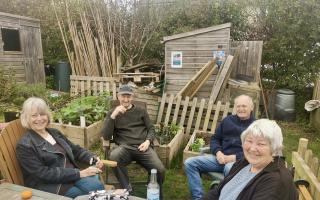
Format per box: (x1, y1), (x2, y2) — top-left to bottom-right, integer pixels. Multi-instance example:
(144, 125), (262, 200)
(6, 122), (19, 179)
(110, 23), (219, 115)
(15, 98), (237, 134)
(90, 121), (320, 200)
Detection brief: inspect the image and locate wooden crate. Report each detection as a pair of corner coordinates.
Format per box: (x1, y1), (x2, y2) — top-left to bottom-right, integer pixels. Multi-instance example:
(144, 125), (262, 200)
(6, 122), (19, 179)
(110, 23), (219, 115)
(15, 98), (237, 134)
(154, 128), (186, 168)
(49, 120), (104, 148)
(183, 130), (212, 163)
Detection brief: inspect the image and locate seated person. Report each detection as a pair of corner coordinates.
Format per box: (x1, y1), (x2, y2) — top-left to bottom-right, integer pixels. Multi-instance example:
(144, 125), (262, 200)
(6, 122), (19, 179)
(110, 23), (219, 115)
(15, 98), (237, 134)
(184, 95), (255, 200)
(201, 119), (298, 200)
(101, 84), (165, 198)
(16, 97), (105, 198)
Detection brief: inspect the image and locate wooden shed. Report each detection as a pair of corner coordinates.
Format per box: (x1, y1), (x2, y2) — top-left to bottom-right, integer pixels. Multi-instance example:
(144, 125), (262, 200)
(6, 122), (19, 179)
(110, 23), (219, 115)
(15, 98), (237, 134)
(162, 23), (263, 116)
(0, 12), (45, 84)
(163, 23), (231, 99)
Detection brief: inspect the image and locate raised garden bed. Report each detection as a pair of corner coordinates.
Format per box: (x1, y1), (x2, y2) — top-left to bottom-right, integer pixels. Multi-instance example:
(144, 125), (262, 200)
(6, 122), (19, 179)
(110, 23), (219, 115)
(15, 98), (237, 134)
(154, 126), (186, 168)
(49, 120), (104, 148)
(183, 130), (212, 163)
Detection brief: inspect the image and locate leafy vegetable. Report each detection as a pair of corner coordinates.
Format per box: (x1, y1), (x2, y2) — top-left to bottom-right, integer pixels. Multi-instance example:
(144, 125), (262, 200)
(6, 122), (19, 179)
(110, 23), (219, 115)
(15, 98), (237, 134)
(53, 93), (111, 126)
(190, 138), (205, 152)
(155, 123), (181, 145)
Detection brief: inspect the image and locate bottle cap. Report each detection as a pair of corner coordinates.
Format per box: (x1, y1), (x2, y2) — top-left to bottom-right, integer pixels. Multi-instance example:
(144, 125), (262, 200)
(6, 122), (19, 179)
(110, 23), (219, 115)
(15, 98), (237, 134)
(151, 169), (157, 173)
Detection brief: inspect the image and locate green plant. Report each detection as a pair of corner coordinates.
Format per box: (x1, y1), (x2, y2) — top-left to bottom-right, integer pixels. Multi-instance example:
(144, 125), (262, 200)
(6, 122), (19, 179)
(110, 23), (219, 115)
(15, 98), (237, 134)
(53, 93), (111, 126)
(155, 123), (181, 145)
(0, 69), (51, 114)
(190, 138), (205, 152)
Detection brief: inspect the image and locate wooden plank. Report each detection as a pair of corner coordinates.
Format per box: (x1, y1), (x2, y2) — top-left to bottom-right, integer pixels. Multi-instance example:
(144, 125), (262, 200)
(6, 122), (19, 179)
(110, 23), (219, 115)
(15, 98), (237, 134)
(298, 185), (313, 200)
(292, 151), (320, 200)
(164, 94), (174, 126)
(172, 95), (182, 125)
(176, 59), (215, 98)
(209, 55), (234, 103)
(195, 99), (206, 131)
(203, 100), (214, 131)
(180, 96), (190, 127)
(222, 101), (231, 119)
(298, 138), (309, 157)
(80, 80), (85, 96)
(157, 93), (167, 124)
(163, 23), (231, 42)
(186, 98), (198, 135)
(93, 81), (97, 95)
(310, 157), (319, 175)
(189, 66), (218, 98)
(211, 101), (222, 132)
(99, 81), (104, 94)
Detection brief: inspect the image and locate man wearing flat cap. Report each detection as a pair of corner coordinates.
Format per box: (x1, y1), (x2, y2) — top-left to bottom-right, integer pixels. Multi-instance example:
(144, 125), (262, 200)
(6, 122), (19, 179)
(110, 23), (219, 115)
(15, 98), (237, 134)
(102, 84), (165, 198)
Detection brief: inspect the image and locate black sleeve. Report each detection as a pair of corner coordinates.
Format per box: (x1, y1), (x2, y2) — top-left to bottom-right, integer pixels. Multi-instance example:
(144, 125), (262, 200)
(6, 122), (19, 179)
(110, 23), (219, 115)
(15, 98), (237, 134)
(16, 143), (81, 184)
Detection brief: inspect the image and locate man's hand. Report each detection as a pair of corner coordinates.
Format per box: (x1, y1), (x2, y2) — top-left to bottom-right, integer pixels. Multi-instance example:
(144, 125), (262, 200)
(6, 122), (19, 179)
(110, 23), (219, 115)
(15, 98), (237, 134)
(216, 151), (226, 164)
(224, 155), (236, 164)
(111, 105), (127, 119)
(80, 166), (102, 178)
(138, 140), (150, 152)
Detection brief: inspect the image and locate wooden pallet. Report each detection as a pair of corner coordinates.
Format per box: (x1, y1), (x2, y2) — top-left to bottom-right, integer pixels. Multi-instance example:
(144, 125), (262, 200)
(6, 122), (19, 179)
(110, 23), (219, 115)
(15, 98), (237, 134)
(70, 75), (118, 99)
(157, 93), (235, 135)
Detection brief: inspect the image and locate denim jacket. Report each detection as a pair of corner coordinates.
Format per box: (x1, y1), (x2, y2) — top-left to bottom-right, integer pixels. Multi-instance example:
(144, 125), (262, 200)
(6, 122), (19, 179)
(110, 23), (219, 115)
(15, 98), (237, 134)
(16, 128), (95, 194)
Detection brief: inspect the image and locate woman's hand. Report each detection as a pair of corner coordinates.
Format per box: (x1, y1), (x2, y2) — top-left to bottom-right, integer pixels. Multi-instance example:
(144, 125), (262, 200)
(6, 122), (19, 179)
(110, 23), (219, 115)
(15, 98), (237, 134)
(80, 166), (102, 178)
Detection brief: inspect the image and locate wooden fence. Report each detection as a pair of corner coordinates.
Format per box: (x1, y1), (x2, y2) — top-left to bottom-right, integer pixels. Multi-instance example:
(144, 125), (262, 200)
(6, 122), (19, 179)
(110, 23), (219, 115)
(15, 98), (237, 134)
(292, 138), (320, 200)
(70, 75), (118, 99)
(157, 93), (236, 135)
(69, 76), (236, 132)
(69, 75), (160, 123)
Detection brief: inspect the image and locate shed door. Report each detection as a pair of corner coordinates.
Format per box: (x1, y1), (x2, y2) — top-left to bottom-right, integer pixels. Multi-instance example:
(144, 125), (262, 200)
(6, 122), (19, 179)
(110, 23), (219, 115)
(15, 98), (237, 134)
(20, 26), (45, 84)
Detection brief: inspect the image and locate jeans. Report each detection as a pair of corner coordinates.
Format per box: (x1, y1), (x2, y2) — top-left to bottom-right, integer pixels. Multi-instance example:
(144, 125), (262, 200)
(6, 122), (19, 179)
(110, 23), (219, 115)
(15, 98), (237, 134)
(109, 145), (165, 198)
(184, 154), (234, 200)
(64, 175), (104, 198)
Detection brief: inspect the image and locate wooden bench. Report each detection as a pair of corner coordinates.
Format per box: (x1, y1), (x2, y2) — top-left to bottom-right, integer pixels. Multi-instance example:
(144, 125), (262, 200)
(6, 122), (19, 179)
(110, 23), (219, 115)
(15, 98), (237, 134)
(292, 138), (320, 200)
(0, 119), (26, 185)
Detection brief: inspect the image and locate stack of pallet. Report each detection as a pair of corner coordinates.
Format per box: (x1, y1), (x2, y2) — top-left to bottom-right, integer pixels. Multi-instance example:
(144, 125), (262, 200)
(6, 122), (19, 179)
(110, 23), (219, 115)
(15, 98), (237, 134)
(176, 59), (218, 98)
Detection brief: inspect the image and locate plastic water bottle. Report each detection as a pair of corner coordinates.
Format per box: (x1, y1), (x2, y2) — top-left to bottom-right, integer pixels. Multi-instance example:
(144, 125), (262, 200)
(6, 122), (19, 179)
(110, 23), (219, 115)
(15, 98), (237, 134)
(147, 169), (160, 200)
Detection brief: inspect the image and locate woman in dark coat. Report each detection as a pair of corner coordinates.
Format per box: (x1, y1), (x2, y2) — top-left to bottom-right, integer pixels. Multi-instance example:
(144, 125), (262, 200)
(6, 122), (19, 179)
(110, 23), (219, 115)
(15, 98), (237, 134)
(201, 119), (298, 200)
(16, 97), (105, 198)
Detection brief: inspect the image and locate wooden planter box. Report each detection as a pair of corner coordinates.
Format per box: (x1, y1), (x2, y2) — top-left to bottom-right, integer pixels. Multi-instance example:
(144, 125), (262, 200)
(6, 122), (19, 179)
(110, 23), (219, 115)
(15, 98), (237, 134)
(183, 130), (212, 163)
(154, 128), (186, 168)
(49, 120), (104, 148)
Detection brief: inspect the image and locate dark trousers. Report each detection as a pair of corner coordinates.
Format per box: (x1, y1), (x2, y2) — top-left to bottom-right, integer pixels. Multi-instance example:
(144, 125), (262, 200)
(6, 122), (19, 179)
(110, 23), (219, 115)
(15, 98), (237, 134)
(109, 145), (165, 198)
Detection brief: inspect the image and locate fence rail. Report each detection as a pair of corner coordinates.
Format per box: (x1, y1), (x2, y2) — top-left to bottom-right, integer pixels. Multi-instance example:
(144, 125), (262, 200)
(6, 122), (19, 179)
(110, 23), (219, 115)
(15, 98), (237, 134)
(292, 138), (320, 200)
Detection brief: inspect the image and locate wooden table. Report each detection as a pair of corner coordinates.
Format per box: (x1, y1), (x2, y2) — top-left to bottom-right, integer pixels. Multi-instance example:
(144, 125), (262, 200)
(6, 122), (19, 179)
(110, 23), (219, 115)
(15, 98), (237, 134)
(74, 194), (146, 200)
(0, 183), (72, 200)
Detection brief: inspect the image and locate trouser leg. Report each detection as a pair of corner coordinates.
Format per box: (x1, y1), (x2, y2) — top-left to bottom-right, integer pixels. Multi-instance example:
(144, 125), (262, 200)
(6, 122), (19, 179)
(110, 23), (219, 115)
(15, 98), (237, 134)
(109, 146), (132, 190)
(184, 154), (224, 200)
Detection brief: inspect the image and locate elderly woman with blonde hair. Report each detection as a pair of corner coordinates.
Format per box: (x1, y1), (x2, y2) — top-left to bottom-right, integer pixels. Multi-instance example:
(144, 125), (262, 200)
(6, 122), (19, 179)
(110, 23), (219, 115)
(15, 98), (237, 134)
(201, 119), (298, 200)
(16, 97), (105, 198)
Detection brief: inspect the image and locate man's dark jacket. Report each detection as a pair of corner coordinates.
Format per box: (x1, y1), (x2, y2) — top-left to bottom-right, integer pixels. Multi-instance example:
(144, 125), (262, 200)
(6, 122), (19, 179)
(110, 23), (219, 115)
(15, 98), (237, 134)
(210, 114), (255, 160)
(201, 157), (299, 200)
(16, 128), (94, 194)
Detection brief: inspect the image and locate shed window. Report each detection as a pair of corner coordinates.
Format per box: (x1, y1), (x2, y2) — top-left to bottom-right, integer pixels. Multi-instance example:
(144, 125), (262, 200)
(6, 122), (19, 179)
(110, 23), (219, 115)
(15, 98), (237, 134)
(1, 28), (21, 51)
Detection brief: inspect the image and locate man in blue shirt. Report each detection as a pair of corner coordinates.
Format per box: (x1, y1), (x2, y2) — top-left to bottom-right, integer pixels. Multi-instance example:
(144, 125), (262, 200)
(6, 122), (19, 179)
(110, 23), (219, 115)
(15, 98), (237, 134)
(184, 95), (255, 200)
